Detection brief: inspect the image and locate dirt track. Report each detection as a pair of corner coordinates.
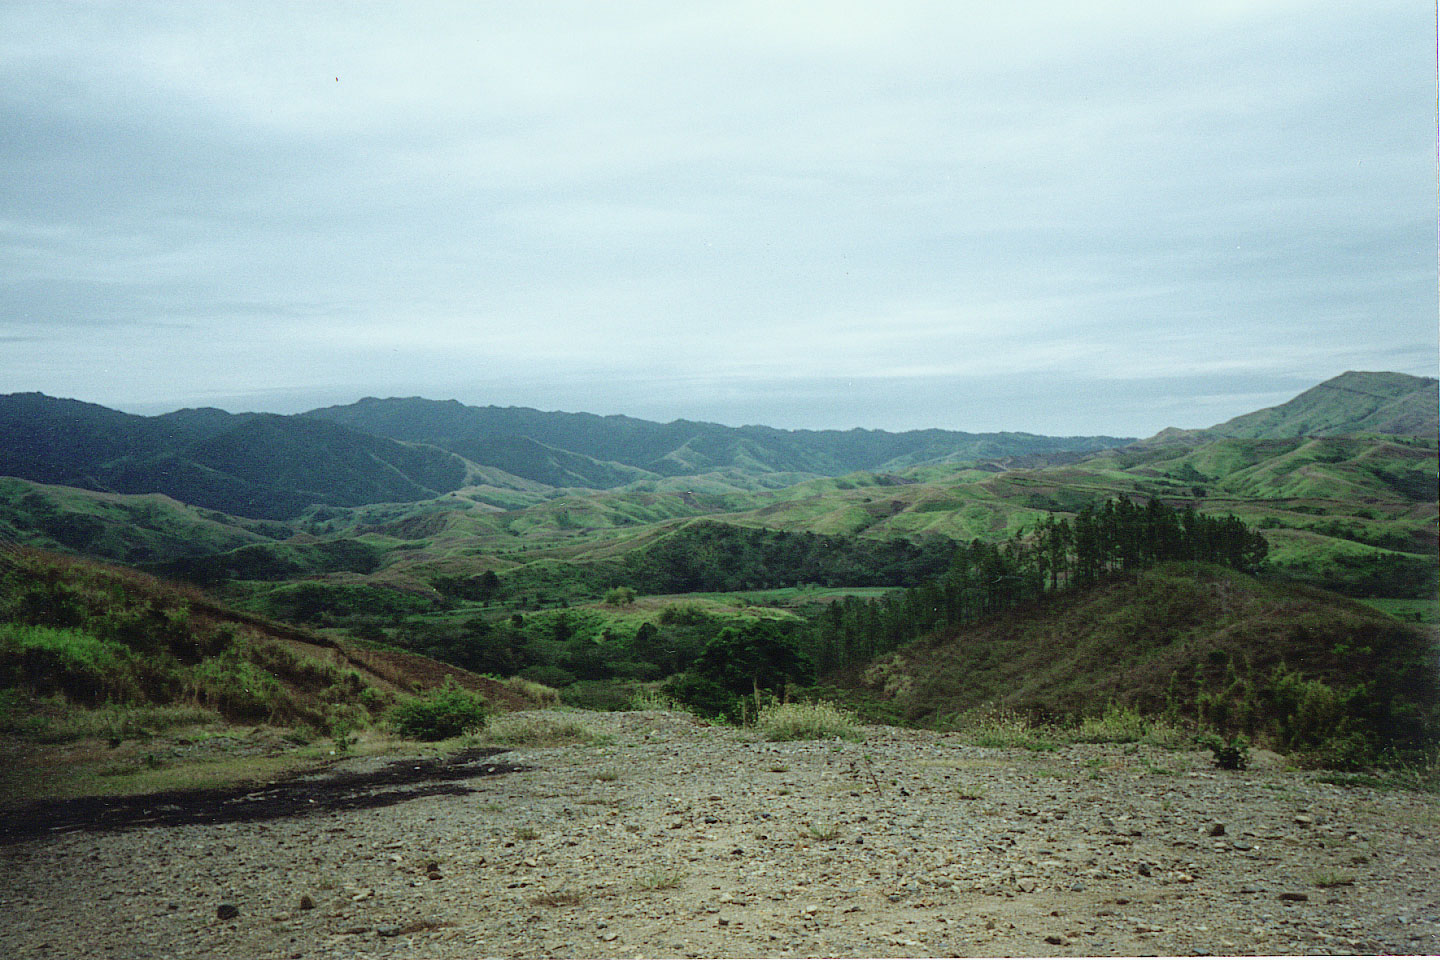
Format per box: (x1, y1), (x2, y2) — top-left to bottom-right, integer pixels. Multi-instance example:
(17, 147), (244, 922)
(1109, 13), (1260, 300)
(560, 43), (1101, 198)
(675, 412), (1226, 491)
(1, 710), (1437, 958)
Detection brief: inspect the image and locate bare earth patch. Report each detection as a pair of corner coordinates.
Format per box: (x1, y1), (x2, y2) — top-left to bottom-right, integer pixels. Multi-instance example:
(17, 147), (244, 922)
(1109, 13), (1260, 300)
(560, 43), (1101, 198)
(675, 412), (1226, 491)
(0, 710), (1436, 958)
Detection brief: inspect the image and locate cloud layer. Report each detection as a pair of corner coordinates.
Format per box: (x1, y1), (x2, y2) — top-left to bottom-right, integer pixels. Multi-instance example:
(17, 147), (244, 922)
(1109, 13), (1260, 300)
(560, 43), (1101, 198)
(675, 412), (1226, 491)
(2, 1), (1433, 434)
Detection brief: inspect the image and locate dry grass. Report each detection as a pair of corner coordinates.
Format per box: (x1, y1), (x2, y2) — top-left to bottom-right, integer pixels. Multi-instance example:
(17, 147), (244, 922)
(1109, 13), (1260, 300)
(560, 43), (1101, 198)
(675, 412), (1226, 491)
(481, 712), (600, 747)
(757, 700), (864, 742)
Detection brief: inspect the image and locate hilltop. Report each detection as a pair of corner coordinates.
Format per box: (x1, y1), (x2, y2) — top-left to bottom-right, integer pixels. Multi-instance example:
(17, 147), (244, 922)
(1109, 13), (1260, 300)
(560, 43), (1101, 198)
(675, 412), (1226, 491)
(1140, 371), (1438, 446)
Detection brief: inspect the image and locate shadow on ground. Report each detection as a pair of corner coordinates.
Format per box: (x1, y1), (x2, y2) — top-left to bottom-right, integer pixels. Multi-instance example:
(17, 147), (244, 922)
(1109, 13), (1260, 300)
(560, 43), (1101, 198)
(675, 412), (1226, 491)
(0, 748), (523, 843)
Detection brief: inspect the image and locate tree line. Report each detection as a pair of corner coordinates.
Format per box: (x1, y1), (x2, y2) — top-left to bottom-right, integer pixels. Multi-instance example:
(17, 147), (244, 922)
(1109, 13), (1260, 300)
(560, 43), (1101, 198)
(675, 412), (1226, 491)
(803, 498), (1269, 674)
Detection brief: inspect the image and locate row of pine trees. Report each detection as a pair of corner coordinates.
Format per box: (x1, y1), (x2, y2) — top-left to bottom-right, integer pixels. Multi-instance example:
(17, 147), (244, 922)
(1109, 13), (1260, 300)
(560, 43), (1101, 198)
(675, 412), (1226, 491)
(805, 497), (1269, 673)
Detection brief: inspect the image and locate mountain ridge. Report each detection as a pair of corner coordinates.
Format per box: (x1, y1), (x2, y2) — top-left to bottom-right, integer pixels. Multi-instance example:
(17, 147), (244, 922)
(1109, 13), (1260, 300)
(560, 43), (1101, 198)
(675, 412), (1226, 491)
(2, 371), (1431, 521)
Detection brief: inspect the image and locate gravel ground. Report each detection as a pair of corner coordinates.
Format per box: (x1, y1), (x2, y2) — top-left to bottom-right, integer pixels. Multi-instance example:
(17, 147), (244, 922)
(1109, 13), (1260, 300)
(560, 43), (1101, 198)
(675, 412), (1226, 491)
(2, 709), (1437, 958)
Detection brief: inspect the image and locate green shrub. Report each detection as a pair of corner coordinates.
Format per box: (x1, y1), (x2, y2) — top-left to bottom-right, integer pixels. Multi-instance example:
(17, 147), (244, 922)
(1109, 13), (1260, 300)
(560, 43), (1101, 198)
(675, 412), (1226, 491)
(1199, 732), (1250, 770)
(757, 700), (864, 742)
(662, 671), (742, 722)
(603, 586), (636, 606)
(390, 683), (490, 741)
(187, 649), (282, 721)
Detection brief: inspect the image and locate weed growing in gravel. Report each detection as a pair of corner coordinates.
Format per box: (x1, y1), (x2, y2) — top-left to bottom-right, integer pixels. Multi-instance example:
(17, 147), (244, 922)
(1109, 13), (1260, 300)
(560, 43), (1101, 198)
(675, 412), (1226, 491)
(514, 825), (540, 841)
(757, 700), (864, 741)
(1074, 703), (1190, 747)
(1309, 869), (1356, 888)
(768, 763), (790, 773)
(636, 868), (685, 891)
(482, 713), (598, 747)
(956, 708), (1054, 751)
(803, 822), (842, 840)
(629, 690), (685, 712)
(504, 677), (562, 708)
(531, 888), (585, 907)
(594, 768), (619, 782)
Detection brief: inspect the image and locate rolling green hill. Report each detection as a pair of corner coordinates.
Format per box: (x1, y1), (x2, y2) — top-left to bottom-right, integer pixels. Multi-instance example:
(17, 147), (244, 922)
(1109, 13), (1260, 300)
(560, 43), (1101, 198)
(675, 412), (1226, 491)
(1143, 371), (1438, 444)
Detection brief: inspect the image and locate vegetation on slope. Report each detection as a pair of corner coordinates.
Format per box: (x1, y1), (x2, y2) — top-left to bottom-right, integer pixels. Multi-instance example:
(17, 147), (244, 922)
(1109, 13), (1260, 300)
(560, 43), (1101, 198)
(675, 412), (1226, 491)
(844, 563), (1438, 769)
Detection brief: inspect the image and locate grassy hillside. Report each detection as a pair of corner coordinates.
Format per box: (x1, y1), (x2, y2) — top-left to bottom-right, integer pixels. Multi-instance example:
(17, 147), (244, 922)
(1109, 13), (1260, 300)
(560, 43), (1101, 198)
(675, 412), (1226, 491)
(844, 563), (1438, 768)
(0, 548), (539, 780)
(1161, 371), (1439, 442)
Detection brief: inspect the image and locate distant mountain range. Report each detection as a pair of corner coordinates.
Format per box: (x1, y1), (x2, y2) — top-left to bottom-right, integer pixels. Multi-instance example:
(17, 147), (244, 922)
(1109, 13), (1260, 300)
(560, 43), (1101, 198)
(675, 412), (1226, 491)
(0, 371), (1432, 520)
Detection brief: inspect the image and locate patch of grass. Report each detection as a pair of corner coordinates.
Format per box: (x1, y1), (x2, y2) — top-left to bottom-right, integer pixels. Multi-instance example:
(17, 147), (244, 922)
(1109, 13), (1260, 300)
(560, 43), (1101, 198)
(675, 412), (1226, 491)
(636, 867), (685, 891)
(531, 888), (585, 907)
(514, 825), (540, 841)
(0, 697), (219, 743)
(482, 712), (599, 747)
(954, 708), (1057, 751)
(767, 762), (790, 773)
(503, 676), (562, 708)
(756, 700), (864, 742)
(628, 689), (685, 712)
(594, 768), (619, 782)
(802, 821), (842, 840)
(1309, 869), (1356, 888)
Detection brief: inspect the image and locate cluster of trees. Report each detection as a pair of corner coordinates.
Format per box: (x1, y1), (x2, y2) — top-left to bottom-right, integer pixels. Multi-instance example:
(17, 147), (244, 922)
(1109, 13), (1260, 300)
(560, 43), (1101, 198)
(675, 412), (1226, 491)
(804, 499), (1269, 674)
(617, 521), (956, 594)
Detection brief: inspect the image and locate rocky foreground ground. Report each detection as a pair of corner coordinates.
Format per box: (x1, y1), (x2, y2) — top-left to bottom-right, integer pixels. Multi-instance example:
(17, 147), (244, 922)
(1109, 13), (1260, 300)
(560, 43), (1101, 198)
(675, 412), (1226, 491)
(2, 710), (1437, 958)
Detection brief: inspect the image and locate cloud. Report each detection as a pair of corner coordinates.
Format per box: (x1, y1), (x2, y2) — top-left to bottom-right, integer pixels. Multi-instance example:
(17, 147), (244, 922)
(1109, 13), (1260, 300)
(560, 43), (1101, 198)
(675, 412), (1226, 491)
(0, 1), (1433, 433)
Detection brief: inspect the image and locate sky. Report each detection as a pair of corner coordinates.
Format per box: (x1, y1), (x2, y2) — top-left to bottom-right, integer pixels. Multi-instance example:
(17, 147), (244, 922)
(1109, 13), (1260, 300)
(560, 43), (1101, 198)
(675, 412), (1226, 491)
(1, 1), (1435, 437)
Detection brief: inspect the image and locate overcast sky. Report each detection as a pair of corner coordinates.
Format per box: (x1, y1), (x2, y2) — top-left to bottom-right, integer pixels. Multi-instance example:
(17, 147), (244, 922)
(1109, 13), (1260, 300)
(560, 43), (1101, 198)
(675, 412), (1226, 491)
(2, 2), (1435, 436)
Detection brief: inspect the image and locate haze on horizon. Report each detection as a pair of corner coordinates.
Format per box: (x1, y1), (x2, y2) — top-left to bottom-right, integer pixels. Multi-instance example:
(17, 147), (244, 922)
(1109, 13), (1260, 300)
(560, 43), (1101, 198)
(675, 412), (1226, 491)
(1, 2), (1434, 437)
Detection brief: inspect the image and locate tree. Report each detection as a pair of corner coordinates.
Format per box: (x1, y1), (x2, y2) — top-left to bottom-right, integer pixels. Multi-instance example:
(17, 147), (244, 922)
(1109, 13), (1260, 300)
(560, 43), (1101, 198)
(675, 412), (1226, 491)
(697, 620), (811, 696)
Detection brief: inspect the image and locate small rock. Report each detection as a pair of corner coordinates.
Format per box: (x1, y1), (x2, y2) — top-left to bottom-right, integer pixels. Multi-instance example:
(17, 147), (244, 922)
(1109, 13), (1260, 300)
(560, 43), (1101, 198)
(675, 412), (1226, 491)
(1045, 935), (1065, 945)
(1207, 822), (1225, 836)
(427, 872), (443, 881)
(216, 904), (240, 921)
(1279, 892), (1309, 902)
(1137, 862), (1152, 877)
(1232, 841), (1253, 851)
(1294, 814), (1315, 827)
(298, 895), (315, 911)
(425, 861), (439, 873)
(377, 924), (405, 938)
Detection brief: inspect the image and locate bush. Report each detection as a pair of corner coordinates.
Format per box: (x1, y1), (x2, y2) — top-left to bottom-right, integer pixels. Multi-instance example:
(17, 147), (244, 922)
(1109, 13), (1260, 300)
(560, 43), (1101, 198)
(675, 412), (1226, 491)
(662, 671), (742, 722)
(757, 700), (864, 742)
(603, 586), (636, 606)
(1199, 732), (1250, 770)
(390, 683), (490, 741)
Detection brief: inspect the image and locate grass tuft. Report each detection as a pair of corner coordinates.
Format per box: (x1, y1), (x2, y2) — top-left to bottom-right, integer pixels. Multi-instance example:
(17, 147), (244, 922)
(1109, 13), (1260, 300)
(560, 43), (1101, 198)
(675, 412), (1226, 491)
(482, 712), (598, 747)
(635, 867), (685, 891)
(757, 700), (864, 742)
